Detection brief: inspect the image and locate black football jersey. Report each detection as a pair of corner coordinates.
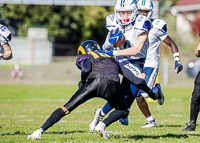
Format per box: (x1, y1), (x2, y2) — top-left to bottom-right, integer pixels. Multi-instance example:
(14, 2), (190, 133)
(76, 52), (120, 83)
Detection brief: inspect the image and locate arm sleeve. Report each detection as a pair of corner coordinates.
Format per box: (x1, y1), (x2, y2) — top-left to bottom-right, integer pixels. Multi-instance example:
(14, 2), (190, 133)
(81, 59), (91, 83)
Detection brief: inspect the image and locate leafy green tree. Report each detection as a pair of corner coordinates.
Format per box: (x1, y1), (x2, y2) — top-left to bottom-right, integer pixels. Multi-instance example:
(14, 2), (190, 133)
(1, 5), (113, 46)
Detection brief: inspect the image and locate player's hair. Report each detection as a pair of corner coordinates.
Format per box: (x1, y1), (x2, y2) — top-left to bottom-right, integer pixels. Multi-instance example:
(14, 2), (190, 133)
(77, 40), (101, 55)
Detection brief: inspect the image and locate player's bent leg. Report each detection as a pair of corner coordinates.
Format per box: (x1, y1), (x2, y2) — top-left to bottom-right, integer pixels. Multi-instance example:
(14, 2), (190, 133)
(27, 107), (66, 140)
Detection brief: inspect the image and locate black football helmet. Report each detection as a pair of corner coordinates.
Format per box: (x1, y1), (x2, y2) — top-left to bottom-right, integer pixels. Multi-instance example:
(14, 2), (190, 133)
(77, 40), (101, 55)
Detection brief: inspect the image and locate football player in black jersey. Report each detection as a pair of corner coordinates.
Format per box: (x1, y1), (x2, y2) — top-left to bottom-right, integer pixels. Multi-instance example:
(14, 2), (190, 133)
(27, 40), (129, 140)
(27, 40), (160, 140)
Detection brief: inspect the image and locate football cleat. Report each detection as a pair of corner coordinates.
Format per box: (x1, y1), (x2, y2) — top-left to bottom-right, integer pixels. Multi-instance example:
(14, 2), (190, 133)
(27, 128), (43, 140)
(141, 120), (157, 128)
(155, 83), (164, 105)
(119, 116), (129, 125)
(95, 121), (111, 139)
(89, 107), (102, 133)
(182, 121), (196, 131)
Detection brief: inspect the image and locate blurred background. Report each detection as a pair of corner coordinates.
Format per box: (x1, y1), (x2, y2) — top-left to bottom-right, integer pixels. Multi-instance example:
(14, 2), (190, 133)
(0, 0), (199, 87)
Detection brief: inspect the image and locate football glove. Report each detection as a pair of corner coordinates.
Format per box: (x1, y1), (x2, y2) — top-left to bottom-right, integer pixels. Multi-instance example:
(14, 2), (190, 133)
(109, 28), (123, 45)
(78, 80), (84, 88)
(174, 58), (183, 74)
(97, 50), (114, 56)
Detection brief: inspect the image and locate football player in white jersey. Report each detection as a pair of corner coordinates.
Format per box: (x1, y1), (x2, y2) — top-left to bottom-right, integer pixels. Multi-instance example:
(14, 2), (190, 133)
(0, 12), (12, 60)
(118, 0), (183, 128)
(89, 0), (164, 133)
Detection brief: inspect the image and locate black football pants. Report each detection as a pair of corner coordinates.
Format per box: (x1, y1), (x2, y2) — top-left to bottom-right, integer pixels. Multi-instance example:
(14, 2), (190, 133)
(190, 71), (200, 123)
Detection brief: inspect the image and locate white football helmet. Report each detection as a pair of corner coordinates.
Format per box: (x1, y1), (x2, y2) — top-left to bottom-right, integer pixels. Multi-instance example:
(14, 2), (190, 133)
(137, 0), (153, 19)
(114, 0), (138, 25)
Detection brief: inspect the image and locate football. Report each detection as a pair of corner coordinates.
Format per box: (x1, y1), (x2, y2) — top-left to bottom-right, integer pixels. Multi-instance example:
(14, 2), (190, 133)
(109, 29), (125, 47)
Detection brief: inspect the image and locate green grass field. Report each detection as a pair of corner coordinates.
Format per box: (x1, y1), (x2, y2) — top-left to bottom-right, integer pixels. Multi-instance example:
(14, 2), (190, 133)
(0, 85), (199, 142)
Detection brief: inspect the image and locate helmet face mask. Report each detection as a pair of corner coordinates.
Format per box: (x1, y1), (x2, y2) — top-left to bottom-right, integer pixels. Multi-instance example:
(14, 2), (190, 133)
(137, 0), (153, 19)
(77, 40), (101, 55)
(114, 0), (138, 26)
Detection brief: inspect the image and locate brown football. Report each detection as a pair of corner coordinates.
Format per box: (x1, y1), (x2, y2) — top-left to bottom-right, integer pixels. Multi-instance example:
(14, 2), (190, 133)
(109, 29), (125, 47)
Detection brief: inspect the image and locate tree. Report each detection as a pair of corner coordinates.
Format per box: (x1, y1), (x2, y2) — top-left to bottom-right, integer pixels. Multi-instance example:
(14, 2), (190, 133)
(1, 4), (113, 47)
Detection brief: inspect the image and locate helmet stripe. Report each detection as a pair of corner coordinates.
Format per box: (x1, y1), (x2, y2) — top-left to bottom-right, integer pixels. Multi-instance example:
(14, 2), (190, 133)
(132, 0), (137, 4)
(142, 0), (146, 6)
(121, 0), (125, 7)
(78, 46), (86, 55)
(150, 1), (154, 8)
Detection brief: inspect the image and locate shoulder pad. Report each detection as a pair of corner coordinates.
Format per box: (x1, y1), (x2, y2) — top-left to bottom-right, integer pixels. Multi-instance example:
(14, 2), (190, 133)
(135, 14), (152, 31)
(152, 19), (167, 33)
(106, 13), (117, 31)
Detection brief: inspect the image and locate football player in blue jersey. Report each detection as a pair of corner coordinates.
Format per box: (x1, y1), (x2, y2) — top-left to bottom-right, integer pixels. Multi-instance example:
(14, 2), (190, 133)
(182, 29), (200, 131)
(118, 0), (183, 128)
(0, 12), (12, 60)
(89, 0), (183, 131)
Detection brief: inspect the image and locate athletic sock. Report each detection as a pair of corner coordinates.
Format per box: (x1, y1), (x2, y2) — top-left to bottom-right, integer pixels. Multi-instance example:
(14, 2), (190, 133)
(103, 110), (124, 127)
(102, 102), (112, 115)
(146, 115), (155, 122)
(41, 108), (65, 131)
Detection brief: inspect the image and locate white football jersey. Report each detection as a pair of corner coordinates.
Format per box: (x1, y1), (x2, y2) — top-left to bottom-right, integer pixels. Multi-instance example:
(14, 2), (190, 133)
(0, 24), (12, 50)
(144, 19), (168, 68)
(103, 14), (152, 60)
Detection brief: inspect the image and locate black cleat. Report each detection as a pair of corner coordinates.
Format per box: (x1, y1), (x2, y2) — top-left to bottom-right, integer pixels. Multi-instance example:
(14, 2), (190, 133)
(182, 121), (196, 131)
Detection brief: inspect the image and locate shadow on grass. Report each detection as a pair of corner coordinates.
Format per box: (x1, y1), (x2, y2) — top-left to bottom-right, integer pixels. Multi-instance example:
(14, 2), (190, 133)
(158, 125), (183, 128)
(44, 130), (86, 135)
(0, 130), (86, 136)
(114, 134), (190, 141)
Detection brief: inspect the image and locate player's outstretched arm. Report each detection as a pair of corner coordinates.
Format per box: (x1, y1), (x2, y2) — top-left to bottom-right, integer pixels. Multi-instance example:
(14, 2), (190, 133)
(0, 43), (12, 60)
(163, 35), (183, 74)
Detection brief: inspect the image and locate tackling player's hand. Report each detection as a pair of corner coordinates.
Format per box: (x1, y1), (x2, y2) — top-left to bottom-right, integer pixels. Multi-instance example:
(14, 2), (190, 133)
(174, 57), (183, 74)
(109, 28), (123, 45)
(97, 50), (114, 56)
(78, 80), (84, 88)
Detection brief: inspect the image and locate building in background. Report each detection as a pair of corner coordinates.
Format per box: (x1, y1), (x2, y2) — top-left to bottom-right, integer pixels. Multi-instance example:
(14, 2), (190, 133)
(0, 27), (53, 65)
(171, 0), (200, 39)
